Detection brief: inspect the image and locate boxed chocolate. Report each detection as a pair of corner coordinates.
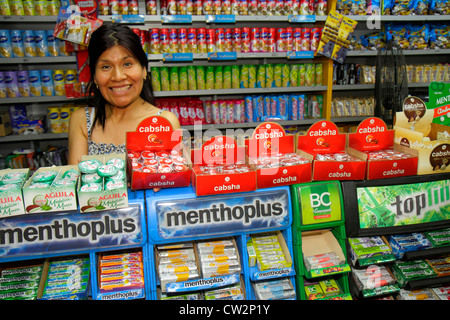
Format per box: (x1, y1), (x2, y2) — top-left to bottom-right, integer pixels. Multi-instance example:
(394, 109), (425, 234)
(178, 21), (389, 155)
(297, 120), (366, 181)
(126, 116), (191, 190)
(348, 117), (418, 179)
(191, 135), (256, 196)
(245, 122), (312, 189)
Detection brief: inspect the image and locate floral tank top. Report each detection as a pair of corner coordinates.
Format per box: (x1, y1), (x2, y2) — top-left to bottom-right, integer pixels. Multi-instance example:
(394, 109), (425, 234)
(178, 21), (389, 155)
(86, 107), (126, 155)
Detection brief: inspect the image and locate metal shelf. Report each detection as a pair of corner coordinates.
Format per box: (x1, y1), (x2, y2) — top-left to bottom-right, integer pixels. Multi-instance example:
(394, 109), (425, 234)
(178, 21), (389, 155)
(0, 56), (76, 64)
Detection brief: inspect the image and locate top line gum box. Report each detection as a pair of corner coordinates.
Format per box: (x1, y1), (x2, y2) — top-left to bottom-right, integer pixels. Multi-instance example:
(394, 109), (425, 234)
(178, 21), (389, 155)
(348, 117), (418, 180)
(297, 120), (366, 181)
(190, 135), (256, 196)
(126, 116), (192, 190)
(245, 122), (312, 189)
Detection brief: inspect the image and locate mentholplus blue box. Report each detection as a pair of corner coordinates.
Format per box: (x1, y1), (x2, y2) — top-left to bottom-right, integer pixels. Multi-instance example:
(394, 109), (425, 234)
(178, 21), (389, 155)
(388, 233), (433, 259)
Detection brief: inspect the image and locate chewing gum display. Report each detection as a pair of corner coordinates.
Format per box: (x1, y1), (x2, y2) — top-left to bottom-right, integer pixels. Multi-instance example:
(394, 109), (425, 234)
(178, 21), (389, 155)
(398, 288), (439, 300)
(41, 257), (90, 300)
(99, 251), (145, 293)
(204, 283), (245, 300)
(388, 233), (433, 259)
(251, 233), (291, 271)
(78, 157), (126, 192)
(304, 252), (343, 271)
(252, 278), (295, 300)
(348, 236), (394, 266)
(427, 255), (450, 276)
(157, 243), (200, 292)
(351, 265), (397, 295)
(392, 259), (437, 287)
(0, 264), (42, 300)
(432, 285), (450, 300)
(197, 238), (241, 278)
(425, 228), (450, 247)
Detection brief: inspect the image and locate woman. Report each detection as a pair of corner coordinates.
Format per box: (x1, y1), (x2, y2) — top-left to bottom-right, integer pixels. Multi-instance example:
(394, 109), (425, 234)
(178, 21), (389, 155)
(68, 24), (180, 165)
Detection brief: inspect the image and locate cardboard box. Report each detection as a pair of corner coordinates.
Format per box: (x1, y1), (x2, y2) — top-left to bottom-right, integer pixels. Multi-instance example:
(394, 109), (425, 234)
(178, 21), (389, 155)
(394, 95), (450, 175)
(348, 117), (418, 179)
(22, 165), (78, 213)
(77, 153), (128, 213)
(126, 116), (191, 190)
(0, 168), (29, 218)
(0, 112), (12, 136)
(297, 120), (366, 180)
(245, 122), (312, 189)
(190, 135), (256, 196)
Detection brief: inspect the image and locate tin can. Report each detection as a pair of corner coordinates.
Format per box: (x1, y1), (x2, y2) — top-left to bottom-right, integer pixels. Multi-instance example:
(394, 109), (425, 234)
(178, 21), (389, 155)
(215, 65), (223, 89)
(274, 0), (284, 14)
(160, 28), (170, 53)
(292, 0), (300, 13)
(204, 100), (212, 123)
(146, 0), (157, 14)
(23, 30), (37, 57)
(298, 63), (305, 86)
(206, 28), (215, 53)
(223, 65), (231, 89)
(186, 0), (193, 14)
(285, 27), (293, 51)
(293, 28), (302, 51)
(260, 27), (268, 52)
(169, 67), (179, 91)
(197, 28), (207, 53)
(179, 66), (188, 90)
(281, 64), (290, 87)
(265, 64), (273, 87)
(206, 66), (214, 90)
(187, 28), (197, 53)
(258, 0), (268, 14)
(224, 28), (232, 52)
(239, 0), (248, 14)
(196, 66), (206, 89)
(284, 0), (293, 14)
(231, 0), (239, 13)
(64, 69), (77, 85)
(212, 0), (221, 14)
(167, 0), (177, 14)
(193, 0), (203, 14)
(0, 30), (12, 58)
(248, 65), (256, 88)
(276, 28), (285, 52)
(46, 29), (59, 56)
(240, 65), (249, 88)
(248, 0), (257, 14)
(211, 100), (220, 124)
(59, 106), (71, 133)
(273, 64), (282, 87)
(177, 0), (187, 14)
(0, 72), (5, 98)
(187, 65), (197, 90)
(203, 0), (212, 14)
(150, 28), (160, 54)
(222, 0), (231, 13)
(177, 28), (187, 53)
(310, 27), (321, 52)
(241, 27), (250, 52)
(215, 28), (225, 52)
(151, 67), (161, 91)
(300, 27), (310, 51)
(250, 27), (259, 52)
(160, 67), (170, 91)
(169, 28), (178, 53)
(256, 64), (265, 88)
(268, 28), (276, 52)
(118, 0), (128, 14)
(232, 28), (241, 52)
(53, 69), (65, 96)
(305, 63), (315, 86)
(290, 64), (298, 87)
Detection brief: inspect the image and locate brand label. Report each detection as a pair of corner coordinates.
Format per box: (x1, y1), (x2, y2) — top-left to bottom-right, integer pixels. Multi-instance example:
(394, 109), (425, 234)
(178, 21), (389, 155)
(155, 189), (290, 239)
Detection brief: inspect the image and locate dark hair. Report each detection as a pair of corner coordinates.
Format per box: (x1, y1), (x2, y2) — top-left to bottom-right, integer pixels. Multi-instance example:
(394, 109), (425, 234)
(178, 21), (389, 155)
(86, 24), (154, 129)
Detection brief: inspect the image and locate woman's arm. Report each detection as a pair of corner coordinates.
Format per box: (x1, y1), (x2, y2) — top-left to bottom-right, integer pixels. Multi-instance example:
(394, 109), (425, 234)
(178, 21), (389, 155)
(68, 107), (89, 165)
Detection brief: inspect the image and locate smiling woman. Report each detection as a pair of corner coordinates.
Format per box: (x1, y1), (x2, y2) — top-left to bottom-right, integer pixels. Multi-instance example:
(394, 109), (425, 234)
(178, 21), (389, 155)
(68, 24), (180, 165)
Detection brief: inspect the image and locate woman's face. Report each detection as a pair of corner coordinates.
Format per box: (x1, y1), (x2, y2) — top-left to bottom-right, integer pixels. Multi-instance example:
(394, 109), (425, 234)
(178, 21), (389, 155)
(94, 45), (146, 109)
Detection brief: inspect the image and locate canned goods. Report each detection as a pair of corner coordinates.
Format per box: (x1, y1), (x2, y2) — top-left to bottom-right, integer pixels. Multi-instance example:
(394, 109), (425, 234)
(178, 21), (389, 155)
(53, 69), (65, 96)
(158, 164), (173, 173)
(150, 28), (160, 54)
(267, 28), (276, 52)
(203, 0), (212, 14)
(300, 27), (311, 51)
(193, 0), (203, 14)
(169, 28), (178, 53)
(206, 29), (215, 53)
(231, 28), (241, 52)
(0, 30), (12, 58)
(293, 28), (302, 51)
(260, 27), (268, 52)
(46, 29), (59, 56)
(187, 28), (197, 53)
(250, 28), (259, 52)
(276, 28), (286, 52)
(48, 107), (61, 133)
(99, 0), (109, 14)
(311, 27), (321, 52)
(178, 28), (188, 53)
(28, 70), (41, 96)
(197, 28), (207, 53)
(285, 27), (293, 51)
(160, 28), (170, 53)
(241, 27), (250, 52)
(64, 69), (77, 85)
(215, 28), (225, 52)
(212, 0), (221, 14)
(224, 28), (232, 52)
(59, 106), (70, 133)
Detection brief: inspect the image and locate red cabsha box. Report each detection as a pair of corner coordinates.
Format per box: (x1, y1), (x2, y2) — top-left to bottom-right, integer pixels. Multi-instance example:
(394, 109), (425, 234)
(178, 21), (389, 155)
(190, 135), (256, 196)
(297, 120), (366, 181)
(126, 116), (191, 190)
(347, 117), (418, 180)
(245, 122), (312, 188)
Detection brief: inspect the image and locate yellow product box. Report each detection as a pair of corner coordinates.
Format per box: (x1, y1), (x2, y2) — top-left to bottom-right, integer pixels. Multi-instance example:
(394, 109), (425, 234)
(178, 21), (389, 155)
(22, 165), (79, 214)
(246, 239), (257, 268)
(394, 95), (450, 175)
(77, 153), (128, 213)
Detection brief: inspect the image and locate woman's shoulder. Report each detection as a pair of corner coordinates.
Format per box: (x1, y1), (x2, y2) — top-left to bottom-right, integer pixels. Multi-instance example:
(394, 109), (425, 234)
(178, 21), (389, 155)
(160, 109), (181, 130)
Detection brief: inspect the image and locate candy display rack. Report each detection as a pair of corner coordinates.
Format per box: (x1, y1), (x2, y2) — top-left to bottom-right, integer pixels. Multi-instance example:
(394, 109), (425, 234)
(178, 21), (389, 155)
(144, 185), (297, 300)
(0, 190), (149, 300)
(290, 180), (352, 300)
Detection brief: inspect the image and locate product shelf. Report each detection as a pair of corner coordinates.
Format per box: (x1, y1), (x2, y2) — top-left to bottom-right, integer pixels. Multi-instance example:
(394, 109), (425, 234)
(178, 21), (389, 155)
(144, 185), (297, 300)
